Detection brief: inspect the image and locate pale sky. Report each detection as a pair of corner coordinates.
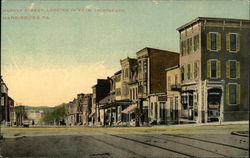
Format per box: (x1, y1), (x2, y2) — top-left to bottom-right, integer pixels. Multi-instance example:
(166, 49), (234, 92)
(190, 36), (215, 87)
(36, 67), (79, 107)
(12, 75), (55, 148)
(1, 0), (249, 107)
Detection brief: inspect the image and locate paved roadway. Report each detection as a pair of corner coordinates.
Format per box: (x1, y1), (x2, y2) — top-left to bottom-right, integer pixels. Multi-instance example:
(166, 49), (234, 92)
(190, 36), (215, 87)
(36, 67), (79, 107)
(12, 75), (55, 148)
(0, 124), (248, 157)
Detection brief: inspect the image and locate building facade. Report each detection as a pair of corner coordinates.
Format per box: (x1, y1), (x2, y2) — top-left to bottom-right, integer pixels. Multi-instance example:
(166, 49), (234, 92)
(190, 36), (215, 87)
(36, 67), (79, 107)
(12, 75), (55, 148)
(166, 65), (181, 124)
(177, 17), (249, 123)
(136, 48), (179, 125)
(1, 77), (15, 125)
(91, 79), (111, 126)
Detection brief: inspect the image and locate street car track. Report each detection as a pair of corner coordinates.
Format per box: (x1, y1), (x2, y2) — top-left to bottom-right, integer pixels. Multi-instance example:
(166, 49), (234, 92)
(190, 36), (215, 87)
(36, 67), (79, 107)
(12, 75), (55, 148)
(140, 135), (228, 157)
(106, 134), (193, 157)
(162, 134), (248, 151)
(88, 135), (146, 158)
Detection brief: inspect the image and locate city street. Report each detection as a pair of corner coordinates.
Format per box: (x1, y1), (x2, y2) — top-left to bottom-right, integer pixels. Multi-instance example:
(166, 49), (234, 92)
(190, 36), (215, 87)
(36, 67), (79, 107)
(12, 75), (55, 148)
(0, 123), (248, 157)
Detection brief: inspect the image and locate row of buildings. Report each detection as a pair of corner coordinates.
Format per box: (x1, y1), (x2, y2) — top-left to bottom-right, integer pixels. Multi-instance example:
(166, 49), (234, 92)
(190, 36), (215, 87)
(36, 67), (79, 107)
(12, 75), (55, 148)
(64, 17), (249, 126)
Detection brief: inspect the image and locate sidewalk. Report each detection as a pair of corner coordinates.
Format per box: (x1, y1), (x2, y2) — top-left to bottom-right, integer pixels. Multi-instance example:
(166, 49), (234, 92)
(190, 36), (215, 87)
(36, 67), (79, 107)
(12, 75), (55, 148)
(152, 121), (249, 128)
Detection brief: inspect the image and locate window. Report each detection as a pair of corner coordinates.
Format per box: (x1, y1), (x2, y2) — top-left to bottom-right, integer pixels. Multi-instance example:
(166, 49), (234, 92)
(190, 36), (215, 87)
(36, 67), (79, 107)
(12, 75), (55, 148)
(230, 34), (237, 51)
(207, 32), (221, 51)
(168, 76), (171, 91)
(187, 38), (192, 54)
(211, 60), (217, 78)
(227, 60), (240, 79)
(181, 40), (186, 56)
(227, 33), (240, 52)
(211, 33), (217, 51)
(187, 64), (191, 80)
(229, 84), (237, 104)
(194, 34), (199, 52)
(230, 61), (237, 78)
(1, 97), (4, 106)
(138, 61), (142, 73)
(181, 66), (185, 81)
(194, 62), (198, 79)
(125, 68), (128, 78)
(143, 60), (147, 73)
(175, 74), (178, 85)
(207, 60), (221, 79)
(227, 84), (240, 105)
(143, 81), (147, 94)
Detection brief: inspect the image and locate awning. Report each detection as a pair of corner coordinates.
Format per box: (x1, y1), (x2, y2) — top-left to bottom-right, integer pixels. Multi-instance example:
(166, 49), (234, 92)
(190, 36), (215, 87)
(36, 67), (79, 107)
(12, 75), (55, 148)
(121, 104), (137, 114)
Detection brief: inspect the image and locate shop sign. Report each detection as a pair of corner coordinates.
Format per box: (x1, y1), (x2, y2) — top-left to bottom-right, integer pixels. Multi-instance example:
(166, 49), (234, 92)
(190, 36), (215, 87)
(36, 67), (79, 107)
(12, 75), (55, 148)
(208, 104), (219, 109)
(158, 96), (167, 101)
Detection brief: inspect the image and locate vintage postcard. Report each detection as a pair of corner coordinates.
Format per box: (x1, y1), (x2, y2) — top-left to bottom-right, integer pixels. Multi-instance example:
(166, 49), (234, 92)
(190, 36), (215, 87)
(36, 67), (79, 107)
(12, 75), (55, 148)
(0, 0), (249, 157)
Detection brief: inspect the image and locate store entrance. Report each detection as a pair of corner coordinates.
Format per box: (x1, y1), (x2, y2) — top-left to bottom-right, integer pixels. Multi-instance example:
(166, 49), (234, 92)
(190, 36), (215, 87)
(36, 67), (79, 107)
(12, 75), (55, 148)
(207, 88), (222, 122)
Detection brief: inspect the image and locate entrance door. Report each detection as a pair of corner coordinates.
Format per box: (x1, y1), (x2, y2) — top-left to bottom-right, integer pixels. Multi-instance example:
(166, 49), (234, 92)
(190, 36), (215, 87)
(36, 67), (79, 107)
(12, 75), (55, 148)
(207, 89), (221, 122)
(174, 97), (179, 123)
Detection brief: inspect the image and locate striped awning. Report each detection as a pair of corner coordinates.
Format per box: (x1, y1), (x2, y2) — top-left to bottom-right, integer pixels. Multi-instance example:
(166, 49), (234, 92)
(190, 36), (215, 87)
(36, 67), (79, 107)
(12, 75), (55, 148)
(121, 104), (137, 114)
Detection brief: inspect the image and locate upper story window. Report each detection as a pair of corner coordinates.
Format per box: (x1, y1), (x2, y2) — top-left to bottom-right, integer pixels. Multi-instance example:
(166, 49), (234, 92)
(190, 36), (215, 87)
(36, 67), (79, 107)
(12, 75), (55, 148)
(193, 34), (199, 52)
(143, 60), (147, 73)
(125, 68), (128, 78)
(175, 74), (178, 85)
(187, 38), (192, 55)
(138, 61), (142, 73)
(226, 33), (240, 52)
(226, 60), (240, 79)
(207, 59), (221, 79)
(181, 40), (186, 56)
(181, 66), (185, 81)
(168, 76), (171, 91)
(194, 61), (198, 79)
(187, 64), (191, 80)
(211, 60), (217, 78)
(207, 32), (221, 52)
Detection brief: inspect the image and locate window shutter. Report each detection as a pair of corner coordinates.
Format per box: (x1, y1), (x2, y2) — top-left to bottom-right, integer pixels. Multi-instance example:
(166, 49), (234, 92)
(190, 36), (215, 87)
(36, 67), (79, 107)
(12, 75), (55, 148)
(236, 61), (240, 79)
(226, 61), (230, 78)
(237, 84), (241, 104)
(207, 33), (211, 51)
(236, 34), (240, 52)
(207, 60), (211, 78)
(226, 84), (229, 104)
(217, 60), (221, 78)
(217, 33), (221, 51)
(226, 34), (230, 51)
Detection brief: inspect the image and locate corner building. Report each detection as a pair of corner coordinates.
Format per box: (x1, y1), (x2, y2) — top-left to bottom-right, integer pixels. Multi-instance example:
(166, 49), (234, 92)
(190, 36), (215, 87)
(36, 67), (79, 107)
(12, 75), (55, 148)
(177, 17), (249, 123)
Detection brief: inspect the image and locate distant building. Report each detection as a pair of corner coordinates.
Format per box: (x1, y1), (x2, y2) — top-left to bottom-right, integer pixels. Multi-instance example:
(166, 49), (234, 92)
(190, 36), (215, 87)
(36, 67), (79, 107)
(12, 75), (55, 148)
(82, 93), (92, 125)
(26, 110), (44, 125)
(177, 17), (249, 122)
(91, 79), (110, 126)
(1, 76), (15, 125)
(166, 65), (181, 124)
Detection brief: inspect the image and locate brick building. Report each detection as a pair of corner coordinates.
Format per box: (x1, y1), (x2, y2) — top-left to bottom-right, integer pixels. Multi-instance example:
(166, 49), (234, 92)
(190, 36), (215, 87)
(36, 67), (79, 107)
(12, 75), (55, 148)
(136, 48), (179, 125)
(177, 17), (249, 123)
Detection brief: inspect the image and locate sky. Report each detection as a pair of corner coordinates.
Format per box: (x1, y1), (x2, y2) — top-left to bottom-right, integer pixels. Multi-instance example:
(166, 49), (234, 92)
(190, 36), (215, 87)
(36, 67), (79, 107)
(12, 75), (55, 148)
(1, 0), (249, 107)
